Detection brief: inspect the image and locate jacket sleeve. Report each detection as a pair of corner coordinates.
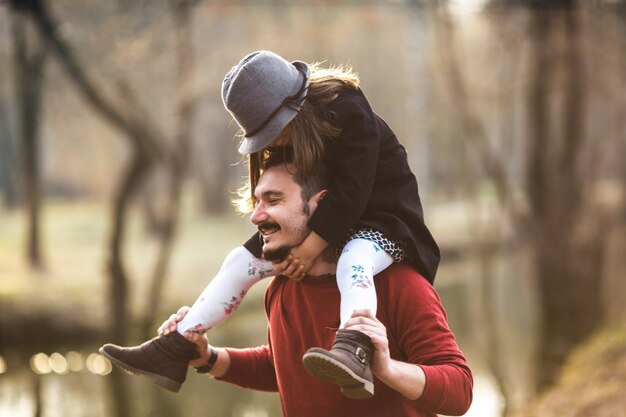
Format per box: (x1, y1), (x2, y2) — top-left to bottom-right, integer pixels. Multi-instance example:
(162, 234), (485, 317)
(215, 342), (278, 392)
(384, 266), (474, 415)
(307, 89), (380, 245)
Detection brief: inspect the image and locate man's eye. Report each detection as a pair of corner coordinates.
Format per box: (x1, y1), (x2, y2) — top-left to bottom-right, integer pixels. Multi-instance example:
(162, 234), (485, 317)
(268, 198), (280, 205)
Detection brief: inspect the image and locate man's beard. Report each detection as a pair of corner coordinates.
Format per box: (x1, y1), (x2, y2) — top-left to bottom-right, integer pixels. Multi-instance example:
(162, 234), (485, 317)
(262, 245), (291, 263)
(258, 218), (309, 263)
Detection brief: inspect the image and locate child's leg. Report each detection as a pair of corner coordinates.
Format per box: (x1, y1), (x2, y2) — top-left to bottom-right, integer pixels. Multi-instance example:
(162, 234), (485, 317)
(336, 238), (393, 328)
(302, 238), (393, 398)
(99, 246), (276, 392)
(177, 246), (277, 334)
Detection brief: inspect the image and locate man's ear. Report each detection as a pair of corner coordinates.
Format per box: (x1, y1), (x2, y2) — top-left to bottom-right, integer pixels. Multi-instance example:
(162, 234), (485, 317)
(308, 189), (327, 213)
(313, 189), (328, 203)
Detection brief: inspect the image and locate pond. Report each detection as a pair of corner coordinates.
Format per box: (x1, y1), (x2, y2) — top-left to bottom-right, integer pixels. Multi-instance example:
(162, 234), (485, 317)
(0, 351), (503, 417)
(0, 344), (282, 417)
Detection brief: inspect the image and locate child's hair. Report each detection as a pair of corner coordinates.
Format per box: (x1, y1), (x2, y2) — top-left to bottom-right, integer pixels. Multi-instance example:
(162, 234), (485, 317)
(234, 63), (360, 214)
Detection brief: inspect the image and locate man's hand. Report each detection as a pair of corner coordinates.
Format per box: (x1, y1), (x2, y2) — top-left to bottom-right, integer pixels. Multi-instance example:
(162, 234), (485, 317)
(157, 306), (214, 368)
(345, 309), (426, 401)
(184, 330), (212, 368)
(344, 309), (393, 377)
(158, 305), (190, 336)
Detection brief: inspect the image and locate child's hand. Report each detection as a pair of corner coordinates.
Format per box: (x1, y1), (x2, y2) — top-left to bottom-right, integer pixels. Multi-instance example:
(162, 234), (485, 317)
(272, 231), (328, 281)
(273, 254), (307, 281)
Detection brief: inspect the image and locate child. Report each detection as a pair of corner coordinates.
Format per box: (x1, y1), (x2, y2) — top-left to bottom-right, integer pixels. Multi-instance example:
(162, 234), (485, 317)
(100, 51), (440, 399)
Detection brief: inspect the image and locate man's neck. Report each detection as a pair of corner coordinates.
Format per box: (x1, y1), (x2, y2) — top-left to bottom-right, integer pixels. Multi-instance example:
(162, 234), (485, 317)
(306, 246), (338, 277)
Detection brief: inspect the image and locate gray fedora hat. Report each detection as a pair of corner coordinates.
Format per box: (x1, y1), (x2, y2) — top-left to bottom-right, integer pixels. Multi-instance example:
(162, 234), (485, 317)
(222, 50), (310, 154)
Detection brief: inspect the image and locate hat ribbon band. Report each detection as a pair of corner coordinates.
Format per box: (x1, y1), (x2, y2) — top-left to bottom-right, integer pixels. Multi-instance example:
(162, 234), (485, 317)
(245, 68), (309, 138)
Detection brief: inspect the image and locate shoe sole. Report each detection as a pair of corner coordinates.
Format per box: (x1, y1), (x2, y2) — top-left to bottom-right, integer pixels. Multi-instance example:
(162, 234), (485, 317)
(341, 384), (375, 400)
(302, 352), (374, 399)
(98, 347), (181, 393)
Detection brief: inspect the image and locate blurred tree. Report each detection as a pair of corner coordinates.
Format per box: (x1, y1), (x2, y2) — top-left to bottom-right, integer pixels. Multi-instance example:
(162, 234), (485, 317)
(0, 96), (18, 208)
(11, 9), (47, 270)
(140, 0), (199, 340)
(7, 0), (202, 352)
(13, 0), (162, 348)
(9, 1), (166, 416)
(430, 3), (514, 413)
(524, 0), (607, 392)
(198, 125), (233, 214)
(432, 0), (625, 412)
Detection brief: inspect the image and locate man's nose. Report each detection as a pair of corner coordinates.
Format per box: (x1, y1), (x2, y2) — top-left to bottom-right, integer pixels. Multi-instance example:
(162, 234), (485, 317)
(250, 203), (266, 225)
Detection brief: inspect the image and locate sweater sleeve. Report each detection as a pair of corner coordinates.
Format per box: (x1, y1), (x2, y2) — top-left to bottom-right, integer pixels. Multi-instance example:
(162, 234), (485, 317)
(215, 344), (278, 392)
(307, 88), (380, 245)
(384, 266), (473, 415)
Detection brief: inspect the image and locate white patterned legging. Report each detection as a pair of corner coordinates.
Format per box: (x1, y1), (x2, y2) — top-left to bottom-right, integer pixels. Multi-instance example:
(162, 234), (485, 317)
(177, 239), (393, 335)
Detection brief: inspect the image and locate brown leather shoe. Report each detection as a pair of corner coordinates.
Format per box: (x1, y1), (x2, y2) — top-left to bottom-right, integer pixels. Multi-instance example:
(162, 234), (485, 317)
(302, 329), (375, 399)
(99, 332), (199, 393)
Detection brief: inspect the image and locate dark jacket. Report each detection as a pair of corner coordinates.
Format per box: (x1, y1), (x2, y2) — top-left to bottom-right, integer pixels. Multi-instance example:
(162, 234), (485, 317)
(245, 87), (440, 283)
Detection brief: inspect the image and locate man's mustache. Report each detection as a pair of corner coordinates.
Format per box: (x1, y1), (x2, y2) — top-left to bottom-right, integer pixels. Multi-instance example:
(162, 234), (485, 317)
(257, 221), (289, 263)
(258, 221), (280, 233)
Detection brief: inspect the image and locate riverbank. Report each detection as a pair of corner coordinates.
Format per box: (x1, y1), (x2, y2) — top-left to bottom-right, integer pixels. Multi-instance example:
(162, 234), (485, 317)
(514, 324), (626, 417)
(0, 201), (259, 352)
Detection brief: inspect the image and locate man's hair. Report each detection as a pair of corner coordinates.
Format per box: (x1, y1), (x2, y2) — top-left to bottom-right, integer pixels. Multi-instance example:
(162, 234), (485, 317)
(233, 63), (357, 214)
(261, 148), (327, 214)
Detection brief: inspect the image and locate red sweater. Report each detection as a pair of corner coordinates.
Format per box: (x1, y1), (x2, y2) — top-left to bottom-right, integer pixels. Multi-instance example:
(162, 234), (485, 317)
(218, 264), (473, 416)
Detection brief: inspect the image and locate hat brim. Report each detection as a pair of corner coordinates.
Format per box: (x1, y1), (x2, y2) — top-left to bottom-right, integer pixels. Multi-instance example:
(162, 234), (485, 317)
(238, 105), (300, 154)
(238, 60), (310, 155)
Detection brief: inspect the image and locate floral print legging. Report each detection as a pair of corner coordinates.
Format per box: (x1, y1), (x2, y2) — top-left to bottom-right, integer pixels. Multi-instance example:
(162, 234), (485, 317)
(177, 239), (394, 335)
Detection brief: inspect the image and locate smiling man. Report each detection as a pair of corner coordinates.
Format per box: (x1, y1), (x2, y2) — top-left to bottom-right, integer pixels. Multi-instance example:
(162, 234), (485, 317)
(160, 154), (473, 417)
(251, 159), (327, 265)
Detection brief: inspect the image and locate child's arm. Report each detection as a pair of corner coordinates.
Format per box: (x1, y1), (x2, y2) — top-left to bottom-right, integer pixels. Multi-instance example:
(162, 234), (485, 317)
(272, 231), (328, 280)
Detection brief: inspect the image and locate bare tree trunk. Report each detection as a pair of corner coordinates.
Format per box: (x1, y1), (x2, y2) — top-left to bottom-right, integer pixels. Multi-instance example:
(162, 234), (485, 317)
(432, 6), (511, 208)
(19, 0), (164, 149)
(140, 0), (197, 339)
(0, 98), (19, 208)
(32, 373), (42, 417)
(431, 5), (514, 411)
(17, 0), (162, 337)
(12, 11), (47, 270)
(107, 370), (133, 417)
(527, 5), (604, 390)
(108, 150), (152, 345)
(14, 2), (164, 416)
(434, 0), (606, 401)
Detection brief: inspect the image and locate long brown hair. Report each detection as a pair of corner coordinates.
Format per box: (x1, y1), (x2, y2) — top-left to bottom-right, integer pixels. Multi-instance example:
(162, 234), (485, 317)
(234, 63), (360, 213)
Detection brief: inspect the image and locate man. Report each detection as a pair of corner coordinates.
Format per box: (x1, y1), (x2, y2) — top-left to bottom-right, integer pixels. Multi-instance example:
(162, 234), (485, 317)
(159, 156), (473, 417)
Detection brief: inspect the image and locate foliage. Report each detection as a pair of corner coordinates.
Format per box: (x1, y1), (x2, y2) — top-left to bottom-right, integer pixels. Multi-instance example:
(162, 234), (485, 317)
(514, 324), (626, 417)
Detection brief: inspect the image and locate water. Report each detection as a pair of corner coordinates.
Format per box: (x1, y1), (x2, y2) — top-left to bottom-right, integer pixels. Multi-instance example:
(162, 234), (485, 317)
(0, 349), (502, 417)
(0, 347), (281, 417)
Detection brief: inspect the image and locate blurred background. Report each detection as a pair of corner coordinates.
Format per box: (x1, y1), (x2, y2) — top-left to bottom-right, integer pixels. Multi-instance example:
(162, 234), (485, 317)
(0, 0), (625, 416)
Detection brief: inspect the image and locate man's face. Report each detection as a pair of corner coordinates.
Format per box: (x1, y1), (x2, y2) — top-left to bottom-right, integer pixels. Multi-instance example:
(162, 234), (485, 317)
(250, 164), (314, 262)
